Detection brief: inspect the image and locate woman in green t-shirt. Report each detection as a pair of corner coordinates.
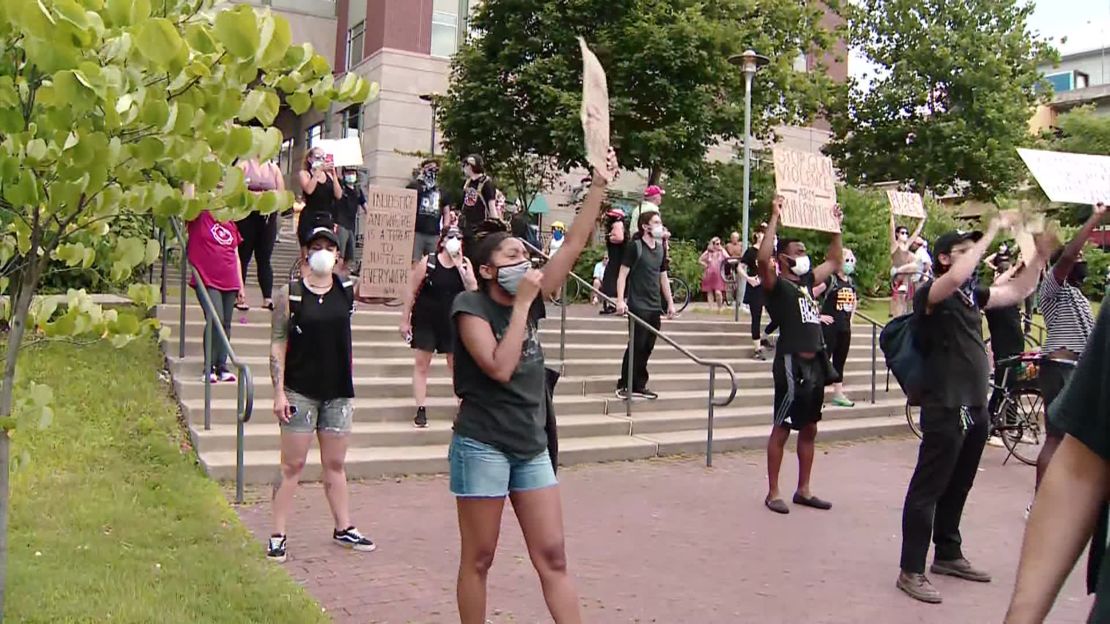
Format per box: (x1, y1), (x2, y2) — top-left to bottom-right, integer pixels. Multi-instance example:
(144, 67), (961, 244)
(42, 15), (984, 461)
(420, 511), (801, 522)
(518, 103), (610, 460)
(449, 149), (617, 624)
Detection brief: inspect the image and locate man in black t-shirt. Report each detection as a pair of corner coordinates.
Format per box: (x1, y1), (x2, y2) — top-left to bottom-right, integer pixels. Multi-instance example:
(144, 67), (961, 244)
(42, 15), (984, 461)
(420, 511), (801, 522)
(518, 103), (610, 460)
(460, 154), (498, 263)
(897, 218), (1050, 605)
(757, 195), (842, 516)
(1004, 297), (1110, 624)
(335, 168), (366, 270)
(408, 159), (444, 262)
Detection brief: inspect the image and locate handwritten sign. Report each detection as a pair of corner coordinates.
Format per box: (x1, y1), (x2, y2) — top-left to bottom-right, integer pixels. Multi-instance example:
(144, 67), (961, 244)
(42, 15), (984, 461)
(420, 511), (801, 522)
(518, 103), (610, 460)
(887, 190), (926, 219)
(357, 186), (417, 299)
(1018, 148), (1110, 205)
(772, 146), (840, 233)
(579, 38), (611, 179)
(315, 137), (364, 168)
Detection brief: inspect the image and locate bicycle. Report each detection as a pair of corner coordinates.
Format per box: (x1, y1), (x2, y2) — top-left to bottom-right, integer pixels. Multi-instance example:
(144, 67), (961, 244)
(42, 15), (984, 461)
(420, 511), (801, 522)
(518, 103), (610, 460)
(904, 354), (1073, 466)
(668, 276), (690, 314)
(721, 257), (742, 308)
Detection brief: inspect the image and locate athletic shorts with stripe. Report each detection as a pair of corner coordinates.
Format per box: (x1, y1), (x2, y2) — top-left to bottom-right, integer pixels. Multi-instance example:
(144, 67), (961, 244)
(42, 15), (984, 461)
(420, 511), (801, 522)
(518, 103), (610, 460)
(772, 352), (827, 431)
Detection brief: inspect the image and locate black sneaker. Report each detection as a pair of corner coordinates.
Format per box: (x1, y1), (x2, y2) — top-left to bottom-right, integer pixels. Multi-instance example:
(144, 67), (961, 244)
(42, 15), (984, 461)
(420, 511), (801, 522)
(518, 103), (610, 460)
(414, 406), (428, 428)
(267, 534), (287, 563)
(333, 526), (376, 552)
(633, 389), (659, 400)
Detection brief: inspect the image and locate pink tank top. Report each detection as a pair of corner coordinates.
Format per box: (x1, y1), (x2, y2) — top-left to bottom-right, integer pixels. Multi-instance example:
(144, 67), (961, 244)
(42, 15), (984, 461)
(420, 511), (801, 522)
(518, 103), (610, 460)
(242, 160), (280, 192)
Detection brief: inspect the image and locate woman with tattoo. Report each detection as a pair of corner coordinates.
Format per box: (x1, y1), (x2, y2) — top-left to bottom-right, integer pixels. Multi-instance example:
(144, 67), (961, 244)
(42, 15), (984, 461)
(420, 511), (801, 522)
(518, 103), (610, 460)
(266, 214), (373, 563)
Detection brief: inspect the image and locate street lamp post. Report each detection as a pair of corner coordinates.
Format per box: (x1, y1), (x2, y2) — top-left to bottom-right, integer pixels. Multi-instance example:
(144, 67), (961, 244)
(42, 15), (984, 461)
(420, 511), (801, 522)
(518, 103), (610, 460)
(419, 93), (439, 156)
(728, 49), (769, 321)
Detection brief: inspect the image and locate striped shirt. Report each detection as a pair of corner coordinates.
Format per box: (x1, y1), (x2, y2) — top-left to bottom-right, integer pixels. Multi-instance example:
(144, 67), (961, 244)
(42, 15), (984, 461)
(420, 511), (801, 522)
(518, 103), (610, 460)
(1039, 270), (1096, 354)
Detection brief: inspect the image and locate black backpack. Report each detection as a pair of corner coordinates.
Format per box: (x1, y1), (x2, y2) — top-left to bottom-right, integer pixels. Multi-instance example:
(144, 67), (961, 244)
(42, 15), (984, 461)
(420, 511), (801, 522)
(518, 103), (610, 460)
(880, 313), (926, 406)
(288, 274), (356, 334)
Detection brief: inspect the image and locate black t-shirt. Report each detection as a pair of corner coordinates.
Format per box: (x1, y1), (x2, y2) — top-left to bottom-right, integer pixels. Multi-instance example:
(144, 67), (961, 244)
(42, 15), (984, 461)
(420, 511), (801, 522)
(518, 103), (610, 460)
(409, 180), (442, 236)
(764, 273), (823, 354)
(622, 238), (664, 311)
(1049, 301), (1110, 622)
(820, 274), (857, 331)
(335, 184), (365, 232)
(985, 305), (1024, 364)
(284, 276), (355, 401)
(461, 175), (497, 234)
(452, 290), (547, 459)
(913, 281), (992, 408)
(741, 247), (759, 277)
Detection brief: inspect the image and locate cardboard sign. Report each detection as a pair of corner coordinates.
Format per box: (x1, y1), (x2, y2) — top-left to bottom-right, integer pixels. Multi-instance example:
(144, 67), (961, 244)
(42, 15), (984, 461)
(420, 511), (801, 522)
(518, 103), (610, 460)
(887, 190), (926, 219)
(579, 38), (611, 180)
(1017, 148), (1110, 205)
(771, 146), (840, 233)
(357, 186), (418, 299)
(315, 137), (364, 168)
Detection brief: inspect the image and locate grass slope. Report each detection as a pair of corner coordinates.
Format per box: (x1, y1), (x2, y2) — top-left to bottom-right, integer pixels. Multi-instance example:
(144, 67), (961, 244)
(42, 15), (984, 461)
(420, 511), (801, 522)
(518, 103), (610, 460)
(7, 338), (327, 623)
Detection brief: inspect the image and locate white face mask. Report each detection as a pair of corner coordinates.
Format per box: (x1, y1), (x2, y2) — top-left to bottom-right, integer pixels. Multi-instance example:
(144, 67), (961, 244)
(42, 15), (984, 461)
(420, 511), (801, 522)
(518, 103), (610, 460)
(650, 225), (665, 239)
(790, 254), (811, 276)
(444, 238), (462, 256)
(308, 249), (337, 275)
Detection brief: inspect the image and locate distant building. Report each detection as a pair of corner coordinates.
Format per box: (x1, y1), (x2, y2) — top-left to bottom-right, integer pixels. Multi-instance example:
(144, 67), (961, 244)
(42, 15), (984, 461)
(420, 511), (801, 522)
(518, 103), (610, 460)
(1031, 46), (1110, 132)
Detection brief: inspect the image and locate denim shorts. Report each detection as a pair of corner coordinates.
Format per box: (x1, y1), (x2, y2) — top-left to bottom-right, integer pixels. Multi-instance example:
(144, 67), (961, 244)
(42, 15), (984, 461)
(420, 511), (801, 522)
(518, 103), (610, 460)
(448, 435), (557, 498)
(282, 389), (353, 434)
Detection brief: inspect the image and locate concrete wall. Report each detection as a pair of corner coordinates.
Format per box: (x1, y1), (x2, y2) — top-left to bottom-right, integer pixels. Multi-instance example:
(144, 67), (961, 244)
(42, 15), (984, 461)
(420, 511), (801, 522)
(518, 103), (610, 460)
(1040, 50), (1110, 88)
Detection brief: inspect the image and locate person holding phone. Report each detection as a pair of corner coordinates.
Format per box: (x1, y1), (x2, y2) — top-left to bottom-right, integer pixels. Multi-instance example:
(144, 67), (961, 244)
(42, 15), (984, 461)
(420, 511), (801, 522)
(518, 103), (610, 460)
(266, 215), (373, 563)
(297, 147), (343, 247)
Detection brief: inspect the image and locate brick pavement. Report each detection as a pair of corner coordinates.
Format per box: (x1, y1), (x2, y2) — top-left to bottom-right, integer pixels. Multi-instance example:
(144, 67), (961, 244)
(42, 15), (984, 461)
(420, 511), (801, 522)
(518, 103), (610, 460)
(236, 437), (1093, 623)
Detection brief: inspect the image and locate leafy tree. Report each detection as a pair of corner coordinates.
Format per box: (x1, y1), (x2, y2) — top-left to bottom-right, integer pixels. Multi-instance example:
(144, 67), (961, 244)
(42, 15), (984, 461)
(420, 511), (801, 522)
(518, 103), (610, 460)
(825, 0), (1056, 201)
(664, 159), (775, 246)
(439, 0), (838, 204)
(0, 0), (372, 614)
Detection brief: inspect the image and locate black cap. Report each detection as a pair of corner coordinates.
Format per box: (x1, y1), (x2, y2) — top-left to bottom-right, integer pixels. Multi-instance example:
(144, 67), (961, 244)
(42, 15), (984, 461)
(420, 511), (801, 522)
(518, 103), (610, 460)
(933, 229), (984, 256)
(304, 226), (340, 247)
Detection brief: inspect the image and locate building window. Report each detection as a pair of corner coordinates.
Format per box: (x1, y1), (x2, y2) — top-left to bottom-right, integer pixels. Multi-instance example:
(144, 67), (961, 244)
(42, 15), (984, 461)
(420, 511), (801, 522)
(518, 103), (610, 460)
(278, 138), (295, 175)
(431, 0), (479, 58)
(346, 20), (365, 69)
(343, 105), (361, 139)
(306, 123), (324, 148)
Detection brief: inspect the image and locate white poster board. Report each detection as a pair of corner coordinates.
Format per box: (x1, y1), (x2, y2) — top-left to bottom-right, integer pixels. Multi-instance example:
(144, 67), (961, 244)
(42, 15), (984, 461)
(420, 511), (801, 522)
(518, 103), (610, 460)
(315, 137), (364, 168)
(887, 190), (926, 219)
(771, 146), (840, 233)
(1017, 148), (1110, 205)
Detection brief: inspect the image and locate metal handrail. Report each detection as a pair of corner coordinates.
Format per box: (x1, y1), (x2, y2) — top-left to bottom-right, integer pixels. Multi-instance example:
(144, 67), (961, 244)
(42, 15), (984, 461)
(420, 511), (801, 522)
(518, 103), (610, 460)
(167, 218), (255, 504)
(854, 311), (889, 405)
(522, 240), (739, 467)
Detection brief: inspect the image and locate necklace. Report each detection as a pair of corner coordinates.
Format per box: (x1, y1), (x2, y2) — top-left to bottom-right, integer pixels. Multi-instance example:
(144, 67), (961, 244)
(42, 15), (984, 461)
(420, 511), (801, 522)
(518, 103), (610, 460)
(304, 277), (332, 303)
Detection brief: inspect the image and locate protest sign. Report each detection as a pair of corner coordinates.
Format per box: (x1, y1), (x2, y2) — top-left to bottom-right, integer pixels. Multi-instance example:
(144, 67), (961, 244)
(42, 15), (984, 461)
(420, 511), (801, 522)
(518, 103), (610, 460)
(887, 190), (926, 219)
(1017, 148), (1110, 205)
(772, 146), (840, 233)
(579, 38), (611, 180)
(316, 137), (364, 168)
(358, 186), (417, 299)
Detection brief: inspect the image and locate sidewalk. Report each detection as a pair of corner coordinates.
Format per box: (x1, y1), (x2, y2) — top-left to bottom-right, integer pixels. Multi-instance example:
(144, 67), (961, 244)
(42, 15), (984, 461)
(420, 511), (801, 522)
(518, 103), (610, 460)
(236, 437), (1092, 623)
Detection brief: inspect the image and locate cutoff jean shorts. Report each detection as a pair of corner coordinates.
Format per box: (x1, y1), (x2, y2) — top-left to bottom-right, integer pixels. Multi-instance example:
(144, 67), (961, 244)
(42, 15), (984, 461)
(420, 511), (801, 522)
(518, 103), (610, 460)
(448, 434), (557, 498)
(281, 389), (354, 435)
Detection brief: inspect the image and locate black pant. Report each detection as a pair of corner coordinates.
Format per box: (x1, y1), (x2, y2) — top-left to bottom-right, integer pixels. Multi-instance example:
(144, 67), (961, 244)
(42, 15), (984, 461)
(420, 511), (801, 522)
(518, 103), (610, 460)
(900, 405), (989, 573)
(194, 286), (237, 371)
(618, 308), (661, 392)
(1039, 359), (1076, 438)
(237, 212), (278, 299)
(747, 288), (779, 341)
(822, 325), (851, 377)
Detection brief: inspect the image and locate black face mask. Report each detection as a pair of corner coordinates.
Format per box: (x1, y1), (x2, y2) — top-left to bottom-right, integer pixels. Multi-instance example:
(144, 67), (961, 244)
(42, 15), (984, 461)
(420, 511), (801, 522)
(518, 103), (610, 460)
(1068, 262), (1089, 287)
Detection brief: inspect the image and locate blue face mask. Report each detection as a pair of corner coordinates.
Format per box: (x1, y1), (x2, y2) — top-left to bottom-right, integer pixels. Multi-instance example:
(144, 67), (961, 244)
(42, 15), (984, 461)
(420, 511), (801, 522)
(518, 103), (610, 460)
(842, 261), (856, 275)
(553, 230), (564, 241)
(496, 261), (531, 295)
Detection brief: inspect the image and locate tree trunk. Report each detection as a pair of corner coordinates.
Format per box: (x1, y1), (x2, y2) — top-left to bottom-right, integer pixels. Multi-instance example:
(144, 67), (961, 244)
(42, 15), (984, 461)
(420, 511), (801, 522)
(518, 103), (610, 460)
(0, 267), (42, 622)
(648, 166), (663, 186)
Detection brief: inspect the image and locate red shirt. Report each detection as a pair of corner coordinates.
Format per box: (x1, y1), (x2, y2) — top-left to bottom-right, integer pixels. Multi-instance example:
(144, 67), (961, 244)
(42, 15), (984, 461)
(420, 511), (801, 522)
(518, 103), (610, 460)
(187, 211), (242, 291)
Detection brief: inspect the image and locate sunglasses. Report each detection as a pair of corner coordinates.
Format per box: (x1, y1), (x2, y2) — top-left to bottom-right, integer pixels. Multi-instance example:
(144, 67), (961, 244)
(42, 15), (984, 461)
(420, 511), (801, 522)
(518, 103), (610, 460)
(445, 234), (463, 240)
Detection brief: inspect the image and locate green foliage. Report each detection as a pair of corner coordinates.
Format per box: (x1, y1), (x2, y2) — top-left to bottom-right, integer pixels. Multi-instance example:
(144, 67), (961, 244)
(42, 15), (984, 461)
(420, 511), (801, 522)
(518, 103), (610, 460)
(825, 0), (1056, 200)
(440, 0), (838, 201)
(663, 159), (776, 246)
(1083, 247), (1110, 302)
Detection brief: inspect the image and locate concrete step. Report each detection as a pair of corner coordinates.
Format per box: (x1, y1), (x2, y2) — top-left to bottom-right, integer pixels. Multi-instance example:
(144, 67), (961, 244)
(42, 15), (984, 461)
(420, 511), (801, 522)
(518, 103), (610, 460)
(627, 397), (904, 435)
(636, 415), (909, 456)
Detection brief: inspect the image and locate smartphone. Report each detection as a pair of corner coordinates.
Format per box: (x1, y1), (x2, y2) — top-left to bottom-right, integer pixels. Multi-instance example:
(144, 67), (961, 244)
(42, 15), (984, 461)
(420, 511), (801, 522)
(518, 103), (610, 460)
(324, 153), (334, 168)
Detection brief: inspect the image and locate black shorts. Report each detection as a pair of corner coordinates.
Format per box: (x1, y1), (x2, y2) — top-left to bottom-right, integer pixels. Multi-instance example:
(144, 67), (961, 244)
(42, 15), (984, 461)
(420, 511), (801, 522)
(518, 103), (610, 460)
(411, 314), (453, 355)
(1040, 359), (1076, 438)
(773, 353), (827, 431)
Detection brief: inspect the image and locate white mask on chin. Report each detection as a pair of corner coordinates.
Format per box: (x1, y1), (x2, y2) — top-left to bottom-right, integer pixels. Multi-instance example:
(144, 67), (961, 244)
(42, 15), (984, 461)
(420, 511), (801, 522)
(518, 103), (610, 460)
(308, 249), (337, 275)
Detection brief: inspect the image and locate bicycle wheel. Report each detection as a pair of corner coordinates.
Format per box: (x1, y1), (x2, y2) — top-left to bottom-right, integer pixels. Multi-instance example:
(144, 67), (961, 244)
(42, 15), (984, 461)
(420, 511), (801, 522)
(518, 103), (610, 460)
(905, 402), (923, 439)
(670, 277), (690, 313)
(999, 387), (1044, 466)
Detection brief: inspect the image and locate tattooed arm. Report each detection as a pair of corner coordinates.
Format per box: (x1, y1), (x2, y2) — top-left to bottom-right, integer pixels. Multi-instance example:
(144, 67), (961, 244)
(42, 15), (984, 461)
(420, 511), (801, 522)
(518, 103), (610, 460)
(271, 286), (292, 423)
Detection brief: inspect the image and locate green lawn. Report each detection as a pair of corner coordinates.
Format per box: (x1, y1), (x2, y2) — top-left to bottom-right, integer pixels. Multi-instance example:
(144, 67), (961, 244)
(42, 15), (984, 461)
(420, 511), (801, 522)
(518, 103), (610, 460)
(6, 338), (327, 623)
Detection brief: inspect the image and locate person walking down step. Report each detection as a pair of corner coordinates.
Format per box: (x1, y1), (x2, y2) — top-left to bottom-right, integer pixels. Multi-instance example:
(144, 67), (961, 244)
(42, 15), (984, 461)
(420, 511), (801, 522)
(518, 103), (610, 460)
(449, 148), (618, 624)
(186, 208), (246, 383)
(813, 248), (859, 408)
(409, 159), (445, 263)
(335, 167), (366, 274)
(400, 226), (477, 429)
(758, 195), (843, 516)
(896, 217), (1051, 605)
(614, 211), (677, 401)
(235, 157), (284, 311)
(267, 216), (375, 563)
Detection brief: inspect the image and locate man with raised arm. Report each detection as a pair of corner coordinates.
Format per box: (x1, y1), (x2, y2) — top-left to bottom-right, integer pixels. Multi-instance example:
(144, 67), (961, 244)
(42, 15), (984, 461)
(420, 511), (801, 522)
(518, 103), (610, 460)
(896, 214), (1052, 604)
(758, 195), (843, 515)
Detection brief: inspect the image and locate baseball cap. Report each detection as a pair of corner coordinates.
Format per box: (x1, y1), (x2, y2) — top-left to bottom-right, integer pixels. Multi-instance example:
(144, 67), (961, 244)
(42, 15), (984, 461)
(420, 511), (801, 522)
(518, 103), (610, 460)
(304, 226), (340, 248)
(933, 230), (983, 256)
(644, 185), (665, 199)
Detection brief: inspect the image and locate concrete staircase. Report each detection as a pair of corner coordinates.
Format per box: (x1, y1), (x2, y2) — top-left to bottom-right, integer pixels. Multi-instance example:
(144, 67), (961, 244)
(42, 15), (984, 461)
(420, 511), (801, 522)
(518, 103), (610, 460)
(159, 229), (907, 483)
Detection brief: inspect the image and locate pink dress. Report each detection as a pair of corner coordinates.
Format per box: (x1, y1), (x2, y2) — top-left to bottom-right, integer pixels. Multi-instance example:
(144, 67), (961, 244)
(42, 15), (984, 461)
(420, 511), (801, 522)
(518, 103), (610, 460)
(700, 250), (726, 292)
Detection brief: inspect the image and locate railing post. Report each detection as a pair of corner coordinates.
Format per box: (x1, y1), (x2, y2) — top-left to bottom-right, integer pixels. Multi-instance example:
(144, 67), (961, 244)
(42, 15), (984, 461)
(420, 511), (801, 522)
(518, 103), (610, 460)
(204, 316), (212, 431)
(559, 279), (567, 375)
(870, 324), (877, 404)
(625, 314), (634, 419)
(178, 254), (188, 360)
(236, 374), (245, 504)
(706, 366), (716, 467)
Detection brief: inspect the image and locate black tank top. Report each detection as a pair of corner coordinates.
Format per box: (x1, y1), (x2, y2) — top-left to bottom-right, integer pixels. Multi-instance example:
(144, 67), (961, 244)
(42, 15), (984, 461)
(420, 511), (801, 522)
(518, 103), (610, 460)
(303, 173), (336, 220)
(284, 275), (355, 401)
(413, 255), (466, 324)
